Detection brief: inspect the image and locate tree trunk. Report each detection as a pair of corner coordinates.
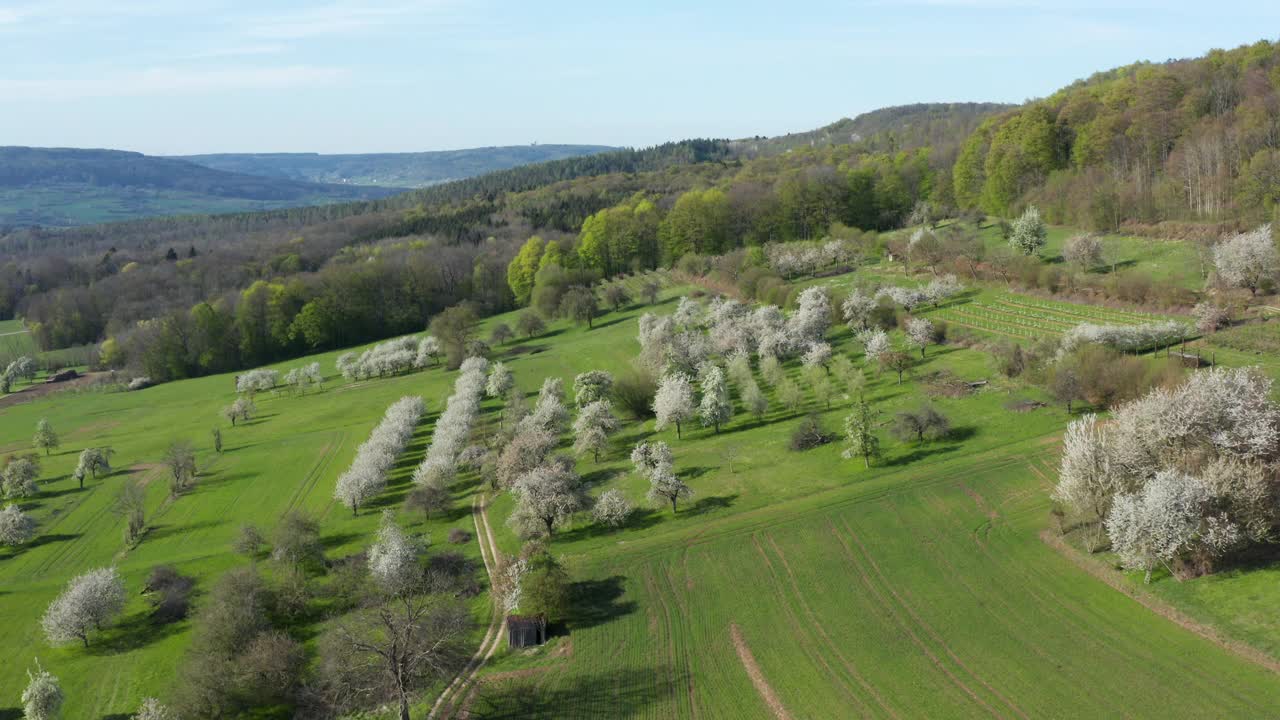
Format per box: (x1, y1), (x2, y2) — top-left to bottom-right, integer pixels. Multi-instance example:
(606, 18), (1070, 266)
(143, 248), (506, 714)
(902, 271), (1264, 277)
(920, 347), (926, 360)
(545, 517), (555, 537)
(675, 421), (681, 439)
(862, 454), (869, 469)
(670, 497), (678, 514)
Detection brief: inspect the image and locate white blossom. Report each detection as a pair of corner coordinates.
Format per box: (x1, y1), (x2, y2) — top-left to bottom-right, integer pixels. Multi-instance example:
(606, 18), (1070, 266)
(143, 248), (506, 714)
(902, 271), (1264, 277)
(41, 567), (127, 646)
(0, 503), (37, 546)
(335, 396), (425, 515)
(841, 290), (878, 331)
(653, 373), (695, 438)
(236, 368), (279, 393)
(1214, 224), (1278, 295)
(368, 510), (425, 595)
(592, 489), (633, 528)
(486, 362), (515, 398)
(698, 365), (733, 432)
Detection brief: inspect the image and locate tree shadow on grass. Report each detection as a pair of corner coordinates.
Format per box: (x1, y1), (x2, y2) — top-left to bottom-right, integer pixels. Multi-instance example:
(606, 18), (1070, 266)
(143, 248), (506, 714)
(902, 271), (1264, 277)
(683, 493), (738, 517)
(37, 484), (86, 500)
(0, 708), (22, 720)
(556, 509), (661, 543)
(85, 610), (187, 656)
(589, 315), (630, 331)
(466, 667), (680, 720)
(884, 441), (967, 467)
(568, 575), (636, 630)
(320, 531), (364, 551)
(239, 412), (278, 427)
(145, 519), (222, 543)
(0, 533), (79, 561)
(191, 471), (255, 493)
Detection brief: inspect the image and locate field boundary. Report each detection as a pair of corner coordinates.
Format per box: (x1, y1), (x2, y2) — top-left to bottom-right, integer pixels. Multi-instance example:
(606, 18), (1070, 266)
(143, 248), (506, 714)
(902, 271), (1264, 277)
(1039, 530), (1280, 675)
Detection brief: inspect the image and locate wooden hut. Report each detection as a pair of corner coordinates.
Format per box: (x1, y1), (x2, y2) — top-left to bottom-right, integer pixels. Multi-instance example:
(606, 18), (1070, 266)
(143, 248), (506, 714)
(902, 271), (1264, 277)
(507, 615), (547, 648)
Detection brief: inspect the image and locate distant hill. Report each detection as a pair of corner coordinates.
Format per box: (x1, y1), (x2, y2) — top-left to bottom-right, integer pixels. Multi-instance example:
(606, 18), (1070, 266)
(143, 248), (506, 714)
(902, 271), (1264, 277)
(176, 144), (617, 188)
(0, 147), (406, 228)
(730, 103), (1015, 157)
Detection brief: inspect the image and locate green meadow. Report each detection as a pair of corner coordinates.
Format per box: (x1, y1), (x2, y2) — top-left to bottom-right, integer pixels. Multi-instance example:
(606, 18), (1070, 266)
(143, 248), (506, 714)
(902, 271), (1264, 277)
(2, 270), (1279, 718)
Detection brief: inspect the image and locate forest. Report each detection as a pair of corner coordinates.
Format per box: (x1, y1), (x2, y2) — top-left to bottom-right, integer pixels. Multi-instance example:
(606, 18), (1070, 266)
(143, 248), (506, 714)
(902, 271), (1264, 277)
(5, 41), (1280, 384)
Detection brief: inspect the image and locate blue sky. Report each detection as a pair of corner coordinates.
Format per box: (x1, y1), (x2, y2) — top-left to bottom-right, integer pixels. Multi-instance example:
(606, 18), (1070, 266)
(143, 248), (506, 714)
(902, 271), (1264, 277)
(0, 1), (1277, 155)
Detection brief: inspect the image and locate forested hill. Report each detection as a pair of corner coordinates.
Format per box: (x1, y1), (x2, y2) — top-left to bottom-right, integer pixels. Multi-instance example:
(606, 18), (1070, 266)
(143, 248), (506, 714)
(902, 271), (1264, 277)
(732, 103), (1013, 159)
(177, 145), (616, 188)
(951, 39), (1280, 232)
(0, 147), (404, 228)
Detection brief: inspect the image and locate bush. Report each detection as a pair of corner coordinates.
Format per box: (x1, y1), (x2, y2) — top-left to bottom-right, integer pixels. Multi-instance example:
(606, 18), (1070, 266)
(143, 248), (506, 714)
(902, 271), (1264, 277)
(891, 406), (951, 443)
(145, 565), (195, 624)
(789, 414), (835, 451)
(613, 367), (657, 419)
(447, 528), (472, 544)
(406, 483), (452, 519)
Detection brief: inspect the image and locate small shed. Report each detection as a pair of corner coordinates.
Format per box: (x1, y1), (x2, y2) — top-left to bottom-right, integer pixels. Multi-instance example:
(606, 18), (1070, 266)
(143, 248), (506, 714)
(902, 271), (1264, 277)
(507, 615), (547, 649)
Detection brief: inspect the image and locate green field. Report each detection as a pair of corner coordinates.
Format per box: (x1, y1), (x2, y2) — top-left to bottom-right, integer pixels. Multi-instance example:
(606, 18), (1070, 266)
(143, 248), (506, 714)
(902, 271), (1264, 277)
(2, 272), (1279, 718)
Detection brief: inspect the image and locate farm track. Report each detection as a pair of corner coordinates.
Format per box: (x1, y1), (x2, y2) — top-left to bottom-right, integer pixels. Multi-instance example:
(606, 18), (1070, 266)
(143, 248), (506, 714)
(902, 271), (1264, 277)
(431, 493), (505, 720)
(729, 623), (794, 720)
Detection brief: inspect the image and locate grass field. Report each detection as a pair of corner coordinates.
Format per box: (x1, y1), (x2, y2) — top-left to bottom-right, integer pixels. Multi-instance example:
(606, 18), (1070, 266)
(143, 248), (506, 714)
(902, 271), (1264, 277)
(2, 270), (1279, 717)
(972, 222), (1209, 292)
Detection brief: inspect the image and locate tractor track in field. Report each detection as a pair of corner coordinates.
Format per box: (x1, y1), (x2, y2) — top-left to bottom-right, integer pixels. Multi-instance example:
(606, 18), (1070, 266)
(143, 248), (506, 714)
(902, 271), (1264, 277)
(762, 534), (899, 718)
(730, 623), (795, 720)
(659, 557), (701, 720)
(280, 431), (345, 518)
(844, 521), (1030, 720)
(829, 517), (1006, 719)
(927, 477), (1253, 712)
(748, 534), (879, 715)
(431, 493), (505, 720)
(1040, 530), (1280, 676)
(642, 564), (685, 716)
(925, 472), (1270, 714)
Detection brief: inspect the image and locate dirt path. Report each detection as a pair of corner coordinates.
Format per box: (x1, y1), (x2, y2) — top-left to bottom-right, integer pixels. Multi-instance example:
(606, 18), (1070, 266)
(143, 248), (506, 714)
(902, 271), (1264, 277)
(429, 493), (507, 719)
(729, 623), (795, 720)
(1040, 530), (1280, 675)
(0, 371), (111, 410)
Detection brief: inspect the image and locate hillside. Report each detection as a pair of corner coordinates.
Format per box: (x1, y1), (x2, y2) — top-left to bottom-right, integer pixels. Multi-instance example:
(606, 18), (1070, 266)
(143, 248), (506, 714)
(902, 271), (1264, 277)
(176, 145), (616, 188)
(731, 103), (1013, 158)
(0, 147), (405, 228)
(951, 39), (1280, 230)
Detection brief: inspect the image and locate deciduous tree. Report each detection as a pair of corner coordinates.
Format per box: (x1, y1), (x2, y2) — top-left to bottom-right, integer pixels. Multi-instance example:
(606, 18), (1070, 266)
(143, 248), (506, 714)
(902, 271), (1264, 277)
(41, 567), (127, 647)
(653, 372), (694, 438)
(33, 419), (59, 456)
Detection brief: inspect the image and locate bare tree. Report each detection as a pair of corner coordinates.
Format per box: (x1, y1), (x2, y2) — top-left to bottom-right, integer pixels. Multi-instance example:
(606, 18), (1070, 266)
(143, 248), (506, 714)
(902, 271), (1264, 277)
(327, 596), (471, 720)
(164, 440), (197, 495)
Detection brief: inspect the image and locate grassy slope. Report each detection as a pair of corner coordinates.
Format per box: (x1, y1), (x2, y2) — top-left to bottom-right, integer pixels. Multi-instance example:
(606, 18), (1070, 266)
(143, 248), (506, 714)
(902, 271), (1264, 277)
(2, 271), (1279, 717)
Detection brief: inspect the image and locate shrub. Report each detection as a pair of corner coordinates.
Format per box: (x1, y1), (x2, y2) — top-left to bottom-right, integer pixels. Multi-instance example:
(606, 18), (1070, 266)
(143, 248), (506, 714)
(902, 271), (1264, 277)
(447, 528), (472, 544)
(614, 367), (658, 419)
(789, 414), (835, 451)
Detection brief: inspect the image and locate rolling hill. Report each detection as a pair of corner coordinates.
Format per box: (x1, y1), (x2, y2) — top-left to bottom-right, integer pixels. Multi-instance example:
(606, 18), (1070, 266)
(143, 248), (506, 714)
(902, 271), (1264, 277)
(0, 147), (408, 228)
(176, 144), (617, 189)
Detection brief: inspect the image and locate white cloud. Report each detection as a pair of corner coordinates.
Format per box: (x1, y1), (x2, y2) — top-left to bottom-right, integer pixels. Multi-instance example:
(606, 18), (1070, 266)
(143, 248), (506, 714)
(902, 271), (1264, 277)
(0, 65), (350, 101)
